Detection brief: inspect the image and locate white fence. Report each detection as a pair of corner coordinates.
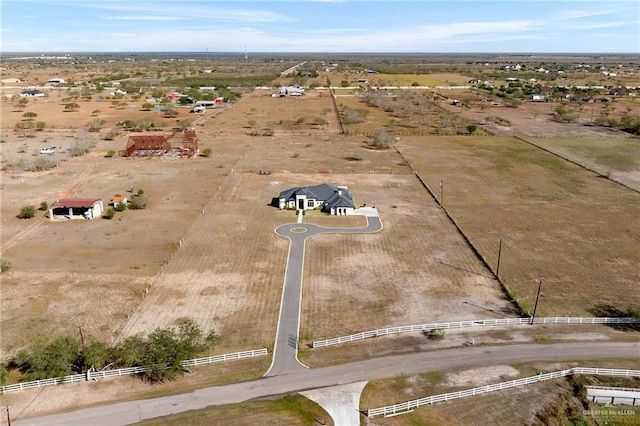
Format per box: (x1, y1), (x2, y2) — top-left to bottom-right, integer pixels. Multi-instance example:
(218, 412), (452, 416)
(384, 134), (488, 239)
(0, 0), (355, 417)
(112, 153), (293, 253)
(312, 317), (640, 348)
(1, 348), (268, 394)
(367, 367), (640, 417)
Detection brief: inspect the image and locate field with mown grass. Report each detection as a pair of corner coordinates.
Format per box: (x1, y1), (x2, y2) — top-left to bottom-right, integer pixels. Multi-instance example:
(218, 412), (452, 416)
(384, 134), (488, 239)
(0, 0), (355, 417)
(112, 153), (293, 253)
(398, 135), (640, 317)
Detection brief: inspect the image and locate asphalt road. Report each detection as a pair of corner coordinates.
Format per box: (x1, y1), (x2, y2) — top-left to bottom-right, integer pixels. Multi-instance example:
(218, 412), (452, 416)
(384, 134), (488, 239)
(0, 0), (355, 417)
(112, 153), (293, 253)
(266, 216), (383, 376)
(14, 342), (639, 425)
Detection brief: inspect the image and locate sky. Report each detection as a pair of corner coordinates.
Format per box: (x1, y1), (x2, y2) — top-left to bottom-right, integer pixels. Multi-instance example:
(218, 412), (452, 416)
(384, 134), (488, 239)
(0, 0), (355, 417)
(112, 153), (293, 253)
(1, 0), (639, 53)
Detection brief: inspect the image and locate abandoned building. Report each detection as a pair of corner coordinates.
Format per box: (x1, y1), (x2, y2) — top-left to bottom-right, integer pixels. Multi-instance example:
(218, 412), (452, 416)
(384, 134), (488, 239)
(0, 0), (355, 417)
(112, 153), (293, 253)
(49, 198), (104, 220)
(125, 129), (198, 157)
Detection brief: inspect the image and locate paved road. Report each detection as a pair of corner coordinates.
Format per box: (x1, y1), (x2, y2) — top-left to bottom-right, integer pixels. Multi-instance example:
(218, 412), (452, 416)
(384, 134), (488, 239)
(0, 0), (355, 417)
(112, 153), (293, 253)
(14, 342), (639, 425)
(266, 215), (383, 376)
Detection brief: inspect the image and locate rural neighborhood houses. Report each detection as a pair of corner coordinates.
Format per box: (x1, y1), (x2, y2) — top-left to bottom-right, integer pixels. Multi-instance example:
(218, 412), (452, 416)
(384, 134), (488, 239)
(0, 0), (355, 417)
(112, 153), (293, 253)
(277, 183), (355, 215)
(46, 78), (65, 84)
(20, 89), (45, 97)
(48, 197), (104, 221)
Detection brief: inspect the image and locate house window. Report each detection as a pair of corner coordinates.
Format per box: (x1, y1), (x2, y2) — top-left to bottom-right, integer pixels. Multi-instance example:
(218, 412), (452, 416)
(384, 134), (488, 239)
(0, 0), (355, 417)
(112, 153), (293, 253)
(307, 200), (314, 208)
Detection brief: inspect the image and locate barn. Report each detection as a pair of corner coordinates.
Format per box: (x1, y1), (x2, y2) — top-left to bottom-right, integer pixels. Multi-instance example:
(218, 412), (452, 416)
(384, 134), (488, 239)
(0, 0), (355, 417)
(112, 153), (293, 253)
(125, 129), (198, 157)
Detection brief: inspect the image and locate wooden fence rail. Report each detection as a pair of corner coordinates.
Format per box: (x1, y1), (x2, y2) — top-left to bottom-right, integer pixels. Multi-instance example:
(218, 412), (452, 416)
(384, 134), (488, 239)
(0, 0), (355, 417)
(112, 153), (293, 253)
(312, 317), (640, 348)
(1, 348), (268, 394)
(367, 367), (640, 417)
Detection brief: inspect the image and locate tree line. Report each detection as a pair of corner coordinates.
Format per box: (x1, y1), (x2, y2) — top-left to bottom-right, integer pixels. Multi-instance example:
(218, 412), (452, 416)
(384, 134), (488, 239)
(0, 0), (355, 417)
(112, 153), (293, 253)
(0, 320), (218, 385)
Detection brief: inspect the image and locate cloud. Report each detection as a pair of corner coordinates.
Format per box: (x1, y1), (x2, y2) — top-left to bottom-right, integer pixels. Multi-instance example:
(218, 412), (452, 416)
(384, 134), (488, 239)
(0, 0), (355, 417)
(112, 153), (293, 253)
(73, 2), (294, 23)
(571, 20), (638, 30)
(107, 15), (185, 21)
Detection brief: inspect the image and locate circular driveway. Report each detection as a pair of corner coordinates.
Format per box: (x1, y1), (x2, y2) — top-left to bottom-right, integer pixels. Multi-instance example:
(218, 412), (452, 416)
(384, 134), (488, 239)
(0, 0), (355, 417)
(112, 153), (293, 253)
(266, 213), (382, 376)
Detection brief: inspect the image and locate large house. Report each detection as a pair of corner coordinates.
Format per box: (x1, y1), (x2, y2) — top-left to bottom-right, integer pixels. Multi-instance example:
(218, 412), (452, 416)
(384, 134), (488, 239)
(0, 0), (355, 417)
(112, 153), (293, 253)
(20, 89), (45, 97)
(48, 198), (103, 220)
(277, 184), (355, 215)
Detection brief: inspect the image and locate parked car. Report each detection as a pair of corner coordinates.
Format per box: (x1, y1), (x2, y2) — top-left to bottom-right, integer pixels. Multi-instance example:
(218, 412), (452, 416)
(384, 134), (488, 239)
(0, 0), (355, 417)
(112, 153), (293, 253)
(40, 146), (58, 154)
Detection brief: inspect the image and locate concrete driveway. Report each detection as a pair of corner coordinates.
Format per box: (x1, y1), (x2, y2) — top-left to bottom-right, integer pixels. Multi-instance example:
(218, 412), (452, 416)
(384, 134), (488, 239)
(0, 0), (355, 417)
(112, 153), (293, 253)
(265, 209), (382, 377)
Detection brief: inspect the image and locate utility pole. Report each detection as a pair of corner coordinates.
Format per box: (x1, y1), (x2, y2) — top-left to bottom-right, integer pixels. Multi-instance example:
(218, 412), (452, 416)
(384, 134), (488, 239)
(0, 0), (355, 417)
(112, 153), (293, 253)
(6, 405), (11, 426)
(531, 278), (543, 325)
(496, 238), (503, 278)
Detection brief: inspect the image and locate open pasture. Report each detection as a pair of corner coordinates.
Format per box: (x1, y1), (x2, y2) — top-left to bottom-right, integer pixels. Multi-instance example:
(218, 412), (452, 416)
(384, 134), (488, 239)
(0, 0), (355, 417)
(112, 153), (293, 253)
(398, 135), (640, 316)
(523, 136), (640, 190)
(335, 90), (484, 137)
(210, 89), (340, 137)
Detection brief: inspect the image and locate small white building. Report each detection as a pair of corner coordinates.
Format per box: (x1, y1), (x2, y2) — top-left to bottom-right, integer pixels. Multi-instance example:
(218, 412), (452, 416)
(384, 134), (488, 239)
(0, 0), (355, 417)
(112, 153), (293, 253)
(47, 78), (66, 84)
(49, 197), (103, 220)
(280, 86), (305, 96)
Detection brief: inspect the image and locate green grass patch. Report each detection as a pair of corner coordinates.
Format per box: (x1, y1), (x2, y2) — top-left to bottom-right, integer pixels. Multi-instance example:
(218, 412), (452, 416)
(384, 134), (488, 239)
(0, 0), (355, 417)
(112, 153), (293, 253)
(139, 394), (332, 426)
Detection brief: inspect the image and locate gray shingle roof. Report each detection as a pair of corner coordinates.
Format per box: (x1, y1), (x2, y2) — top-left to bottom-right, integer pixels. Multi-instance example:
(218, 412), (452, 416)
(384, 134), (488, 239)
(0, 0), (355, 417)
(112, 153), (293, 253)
(278, 184), (353, 207)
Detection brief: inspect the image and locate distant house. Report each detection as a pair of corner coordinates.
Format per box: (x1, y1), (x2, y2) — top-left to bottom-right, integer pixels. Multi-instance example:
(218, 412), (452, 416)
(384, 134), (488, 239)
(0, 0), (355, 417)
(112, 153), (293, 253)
(277, 184), (355, 215)
(540, 86), (555, 95)
(111, 195), (128, 208)
(280, 86), (305, 96)
(609, 86), (635, 97)
(531, 94), (546, 102)
(49, 198), (103, 220)
(47, 78), (65, 84)
(167, 92), (182, 100)
(20, 89), (45, 97)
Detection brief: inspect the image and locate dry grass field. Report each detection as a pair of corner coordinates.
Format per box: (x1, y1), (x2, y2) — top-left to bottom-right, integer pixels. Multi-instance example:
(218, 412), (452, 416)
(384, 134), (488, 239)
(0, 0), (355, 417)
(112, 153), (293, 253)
(362, 359), (640, 426)
(397, 135), (640, 317)
(1, 55), (639, 423)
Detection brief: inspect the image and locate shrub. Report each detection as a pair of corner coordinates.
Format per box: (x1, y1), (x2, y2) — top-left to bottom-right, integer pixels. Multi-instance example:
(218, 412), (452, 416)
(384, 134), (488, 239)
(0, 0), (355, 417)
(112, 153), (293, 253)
(86, 118), (106, 132)
(103, 207), (115, 219)
(104, 130), (119, 141)
(105, 150), (117, 158)
(64, 102), (80, 112)
(28, 156), (58, 171)
(68, 139), (97, 157)
(201, 148), (212, 157)
(17, 205), (37, 219)
(0, 258), (12, 273)
(163, 109), (178, 118)
(313, 117), (328, 126)
(425, 328), (445, 339)
(38, 201), (48, 211)
(367, 130), (396, 150)
(128, 194), (148, 210)
(343, 107), (368, 124)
